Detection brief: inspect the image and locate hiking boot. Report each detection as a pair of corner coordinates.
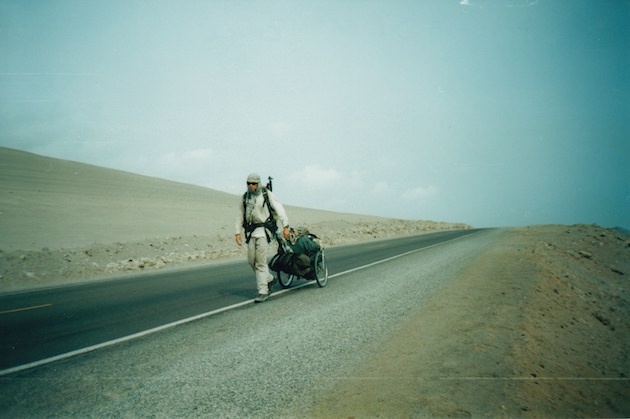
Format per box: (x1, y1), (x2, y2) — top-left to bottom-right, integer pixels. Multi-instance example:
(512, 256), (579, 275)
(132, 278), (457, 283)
(267, 277), (277, 294)
(254, 293), (269, 303)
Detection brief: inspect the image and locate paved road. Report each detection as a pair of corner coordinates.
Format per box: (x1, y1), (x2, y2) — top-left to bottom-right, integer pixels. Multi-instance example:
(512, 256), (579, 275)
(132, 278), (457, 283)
(0, 229), (478, 372)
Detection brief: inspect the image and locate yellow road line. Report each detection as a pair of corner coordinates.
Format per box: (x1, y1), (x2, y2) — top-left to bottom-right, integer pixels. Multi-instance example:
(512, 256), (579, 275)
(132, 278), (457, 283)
(0, 303), (52, 314)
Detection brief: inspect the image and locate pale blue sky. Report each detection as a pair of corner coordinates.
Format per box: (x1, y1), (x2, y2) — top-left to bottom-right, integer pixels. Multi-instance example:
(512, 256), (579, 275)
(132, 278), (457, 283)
(1, 0), (628, 228)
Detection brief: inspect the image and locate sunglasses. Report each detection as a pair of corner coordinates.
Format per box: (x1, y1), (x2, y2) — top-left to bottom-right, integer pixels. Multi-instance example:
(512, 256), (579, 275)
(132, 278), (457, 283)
(247, 182), (259, 186)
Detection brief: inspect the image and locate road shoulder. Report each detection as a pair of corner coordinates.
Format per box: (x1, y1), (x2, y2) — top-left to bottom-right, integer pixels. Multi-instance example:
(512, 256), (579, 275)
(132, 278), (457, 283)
(304, 225), (630, 418)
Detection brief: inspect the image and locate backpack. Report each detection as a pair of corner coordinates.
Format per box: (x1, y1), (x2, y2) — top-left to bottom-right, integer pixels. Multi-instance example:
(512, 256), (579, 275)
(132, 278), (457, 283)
(288, 233), (321, 256)
(242, 187), (277, 243)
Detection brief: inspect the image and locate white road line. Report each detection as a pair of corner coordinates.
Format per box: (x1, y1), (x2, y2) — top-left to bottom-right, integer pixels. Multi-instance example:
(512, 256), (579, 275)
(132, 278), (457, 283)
(324, 375), (629, 382)
(0, 231), (478, 377)
(0, 299), (257, 377)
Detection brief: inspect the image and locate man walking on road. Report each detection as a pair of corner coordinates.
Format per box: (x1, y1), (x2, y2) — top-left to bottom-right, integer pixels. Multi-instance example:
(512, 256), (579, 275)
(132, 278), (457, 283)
(236, 173), (290, 302)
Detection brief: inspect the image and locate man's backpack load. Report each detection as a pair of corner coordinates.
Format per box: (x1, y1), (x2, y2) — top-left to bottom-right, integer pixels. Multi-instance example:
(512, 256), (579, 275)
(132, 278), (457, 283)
(288, 233), (321, 255)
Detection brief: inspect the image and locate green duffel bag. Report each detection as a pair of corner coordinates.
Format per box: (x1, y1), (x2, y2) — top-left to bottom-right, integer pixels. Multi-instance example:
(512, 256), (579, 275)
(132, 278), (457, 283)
(288, 233), (321, 255)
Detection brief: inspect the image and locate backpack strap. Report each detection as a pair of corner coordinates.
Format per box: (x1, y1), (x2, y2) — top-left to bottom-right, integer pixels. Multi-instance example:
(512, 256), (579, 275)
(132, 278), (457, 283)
(242, 188), (278, 244)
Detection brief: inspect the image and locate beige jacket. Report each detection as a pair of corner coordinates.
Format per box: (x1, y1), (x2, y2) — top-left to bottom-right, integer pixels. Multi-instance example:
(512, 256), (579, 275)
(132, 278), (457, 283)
(235, 189), (289, 239)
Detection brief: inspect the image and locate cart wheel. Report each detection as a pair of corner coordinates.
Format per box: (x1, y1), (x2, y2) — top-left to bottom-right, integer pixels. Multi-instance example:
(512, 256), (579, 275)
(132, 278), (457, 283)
(314, 251), (328, 287)
(278, 271), (294, 288)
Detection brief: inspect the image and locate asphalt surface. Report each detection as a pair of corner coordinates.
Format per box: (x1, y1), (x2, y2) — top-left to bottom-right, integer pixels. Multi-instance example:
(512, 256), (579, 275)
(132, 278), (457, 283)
(0, 229), (478, 374)
(0, 228), (497, 417)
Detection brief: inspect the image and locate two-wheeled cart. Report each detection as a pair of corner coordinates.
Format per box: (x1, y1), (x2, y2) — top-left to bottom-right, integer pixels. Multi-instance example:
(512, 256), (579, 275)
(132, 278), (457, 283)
(269, 230), (328, 288)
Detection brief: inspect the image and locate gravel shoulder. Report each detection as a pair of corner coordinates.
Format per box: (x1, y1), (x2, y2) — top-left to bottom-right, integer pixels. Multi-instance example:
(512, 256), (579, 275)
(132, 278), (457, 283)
(1, 225), (629, 418)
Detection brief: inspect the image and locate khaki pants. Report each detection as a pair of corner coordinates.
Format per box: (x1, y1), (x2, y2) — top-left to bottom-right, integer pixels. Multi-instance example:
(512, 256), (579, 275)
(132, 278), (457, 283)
(247, 236), (274, 295)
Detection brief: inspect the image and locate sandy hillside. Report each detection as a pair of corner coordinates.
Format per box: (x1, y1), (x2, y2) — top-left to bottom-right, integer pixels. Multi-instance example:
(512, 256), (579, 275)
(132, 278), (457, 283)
(0, 147), (470, 292)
